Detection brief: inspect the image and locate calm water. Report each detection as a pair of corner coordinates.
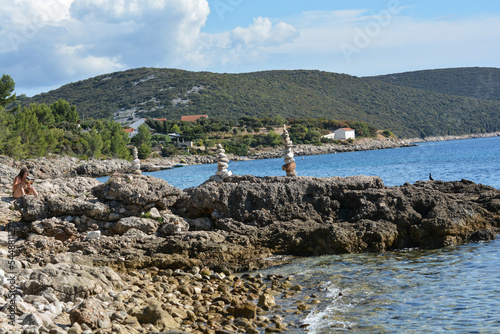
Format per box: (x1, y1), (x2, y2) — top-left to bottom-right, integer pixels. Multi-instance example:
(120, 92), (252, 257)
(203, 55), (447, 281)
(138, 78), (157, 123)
(126, 137), (500, 333)
(142, 136), (500, 190)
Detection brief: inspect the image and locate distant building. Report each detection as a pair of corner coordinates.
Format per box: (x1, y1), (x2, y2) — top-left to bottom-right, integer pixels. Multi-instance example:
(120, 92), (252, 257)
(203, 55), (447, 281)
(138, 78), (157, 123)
(322, 133), (336, 140)
(181, 114), (208, 122)
(129, 118), (147, 129)
(334, 128), (356, 140)
(123, 128), (135, 137)
(124, 118), (147, 137)
(176, 140), (193, 148)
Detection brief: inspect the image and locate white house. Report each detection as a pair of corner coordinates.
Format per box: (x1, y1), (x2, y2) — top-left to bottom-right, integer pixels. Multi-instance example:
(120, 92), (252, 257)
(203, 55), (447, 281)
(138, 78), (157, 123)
(334, 128), (356, 140)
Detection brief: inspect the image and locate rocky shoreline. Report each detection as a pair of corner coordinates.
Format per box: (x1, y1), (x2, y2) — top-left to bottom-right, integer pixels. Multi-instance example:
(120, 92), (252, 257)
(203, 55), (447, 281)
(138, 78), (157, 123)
(401, 131), (500, 144)
(0, 133), (499, 334)
(0, 166), (498, 333)
(1, 134), (498, 183)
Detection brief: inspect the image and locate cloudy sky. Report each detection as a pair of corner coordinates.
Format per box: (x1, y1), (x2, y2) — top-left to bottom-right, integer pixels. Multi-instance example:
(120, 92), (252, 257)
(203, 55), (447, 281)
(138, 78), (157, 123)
(1, 0), (499, 97)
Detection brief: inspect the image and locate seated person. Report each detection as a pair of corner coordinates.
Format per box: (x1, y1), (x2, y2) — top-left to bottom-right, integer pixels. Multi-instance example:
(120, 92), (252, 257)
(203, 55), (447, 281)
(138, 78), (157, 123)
(12, 167), (38, 199)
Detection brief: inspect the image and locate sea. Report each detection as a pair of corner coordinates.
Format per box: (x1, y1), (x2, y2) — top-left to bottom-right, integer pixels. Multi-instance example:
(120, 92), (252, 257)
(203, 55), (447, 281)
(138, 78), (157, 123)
(127, 136), (500, 333)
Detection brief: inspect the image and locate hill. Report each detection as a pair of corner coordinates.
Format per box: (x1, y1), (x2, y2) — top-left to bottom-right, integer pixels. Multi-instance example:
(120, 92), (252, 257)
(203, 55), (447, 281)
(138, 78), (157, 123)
(367, 67), (500, 101)
(20, 67), (500, 138)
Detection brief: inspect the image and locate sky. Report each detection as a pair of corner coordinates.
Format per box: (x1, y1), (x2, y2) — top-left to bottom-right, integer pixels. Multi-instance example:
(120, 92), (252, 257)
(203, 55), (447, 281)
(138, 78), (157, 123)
(1, 0), (499, 97)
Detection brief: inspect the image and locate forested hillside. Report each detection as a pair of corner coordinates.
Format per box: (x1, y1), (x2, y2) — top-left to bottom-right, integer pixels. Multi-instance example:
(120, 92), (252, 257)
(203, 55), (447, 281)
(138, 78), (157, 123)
(367, 67), (500, 101)
(18, 67), (500, 138)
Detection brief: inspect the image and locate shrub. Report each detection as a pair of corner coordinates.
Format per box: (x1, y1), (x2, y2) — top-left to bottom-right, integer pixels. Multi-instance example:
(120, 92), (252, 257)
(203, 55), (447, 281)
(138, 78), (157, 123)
(382, 130), (394, 138)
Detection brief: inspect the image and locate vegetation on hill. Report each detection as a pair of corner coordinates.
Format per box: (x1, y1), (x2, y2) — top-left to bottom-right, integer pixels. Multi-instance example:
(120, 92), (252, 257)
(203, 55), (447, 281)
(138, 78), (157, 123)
(18, 67), (500, 138)
(367, 67), (500, 101)
(1, 74), (378, 160)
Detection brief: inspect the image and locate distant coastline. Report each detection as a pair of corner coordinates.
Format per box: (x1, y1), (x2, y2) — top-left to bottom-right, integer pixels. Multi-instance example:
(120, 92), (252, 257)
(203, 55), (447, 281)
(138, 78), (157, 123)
(401, 131), (500, 144)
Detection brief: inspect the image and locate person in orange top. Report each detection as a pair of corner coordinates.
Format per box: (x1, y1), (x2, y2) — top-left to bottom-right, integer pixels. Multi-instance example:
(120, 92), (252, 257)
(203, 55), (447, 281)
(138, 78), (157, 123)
(12, 167), (38, 199)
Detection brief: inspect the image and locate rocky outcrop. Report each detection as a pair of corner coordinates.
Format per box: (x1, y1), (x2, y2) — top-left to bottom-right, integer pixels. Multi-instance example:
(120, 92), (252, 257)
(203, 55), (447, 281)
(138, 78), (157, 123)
(92, 174), (182, 208)
(176, 175), (500, 254)
(3, 173), (500, 333)
(10, 174), (499, 270)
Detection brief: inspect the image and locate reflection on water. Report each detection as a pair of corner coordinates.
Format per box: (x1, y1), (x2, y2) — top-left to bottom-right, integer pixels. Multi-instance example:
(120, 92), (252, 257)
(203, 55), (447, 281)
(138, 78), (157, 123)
(256, 239), (500, 333)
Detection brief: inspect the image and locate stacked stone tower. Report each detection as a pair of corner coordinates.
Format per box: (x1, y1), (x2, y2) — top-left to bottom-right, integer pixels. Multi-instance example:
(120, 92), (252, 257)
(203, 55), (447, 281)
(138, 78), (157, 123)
(215, 144), (232, 178)
(131, 147), (141, 175)
(282, 125), (297, 177)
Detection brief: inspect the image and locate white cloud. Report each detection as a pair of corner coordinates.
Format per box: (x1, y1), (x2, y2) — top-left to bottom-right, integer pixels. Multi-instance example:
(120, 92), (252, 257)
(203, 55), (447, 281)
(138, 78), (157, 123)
(0, 0), (210, 94)
(56, 44), (124, 76)
(230, 17), (299, 47)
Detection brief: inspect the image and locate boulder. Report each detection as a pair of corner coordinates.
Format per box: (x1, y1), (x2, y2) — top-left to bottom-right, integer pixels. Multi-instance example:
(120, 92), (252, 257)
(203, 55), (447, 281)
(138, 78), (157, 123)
(15, 193), (110, 222)
(70, 296), (111, 329)
(74, 159), (130, 177)
(136, 298), (179, 330)
(230, 301), (257, 319)
(92, 174), (183, 207)
(158, 214), (189, 236)
(30, 217), (78, 241)
(112, 216), (160, 235)
(20, 263), (124, 302)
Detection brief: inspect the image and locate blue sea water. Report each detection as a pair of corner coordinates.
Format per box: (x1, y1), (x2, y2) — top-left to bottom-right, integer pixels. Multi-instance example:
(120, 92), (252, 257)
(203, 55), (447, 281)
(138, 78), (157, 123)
(128, 137), (500, 333)
(142, 136), (500, 190)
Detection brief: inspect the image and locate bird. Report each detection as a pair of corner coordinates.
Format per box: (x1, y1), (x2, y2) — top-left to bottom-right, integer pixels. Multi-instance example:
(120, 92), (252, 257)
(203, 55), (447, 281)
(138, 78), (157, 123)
(429, 173), (434, 181)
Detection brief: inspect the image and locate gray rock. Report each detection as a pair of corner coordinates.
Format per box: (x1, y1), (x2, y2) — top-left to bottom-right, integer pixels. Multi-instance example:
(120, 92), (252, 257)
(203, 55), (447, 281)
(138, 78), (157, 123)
(20, 263), (124, 302)
(92, 174), (183, 207)
(136, 298), (179, 330)
(0, 231), (8, 246)
(158, 214), (189, 236)
(20, 312), (55, 328)
(113, 217), (159, 235)
(74, 159), (130, 177)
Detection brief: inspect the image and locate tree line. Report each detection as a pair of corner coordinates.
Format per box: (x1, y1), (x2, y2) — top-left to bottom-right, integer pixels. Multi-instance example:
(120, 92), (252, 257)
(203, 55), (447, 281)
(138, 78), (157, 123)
(0, 75), (130, 160)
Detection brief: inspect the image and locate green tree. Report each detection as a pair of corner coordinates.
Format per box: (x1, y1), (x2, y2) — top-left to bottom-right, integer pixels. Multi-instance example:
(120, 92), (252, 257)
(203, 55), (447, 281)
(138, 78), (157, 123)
(33, 103), (55, 127)
(0, 107), (14, 154)
(0, 74), (16, 107)
(14, 106), (43, 155)
(382, 130), (394, 138)
(109, 125), (131, 159)
(138, 143), (151, 159)
(81, 128), (104, 158)
(51, 99), (79, 123)
(171, 123), (181, 133)
(133, 124), (152, 147)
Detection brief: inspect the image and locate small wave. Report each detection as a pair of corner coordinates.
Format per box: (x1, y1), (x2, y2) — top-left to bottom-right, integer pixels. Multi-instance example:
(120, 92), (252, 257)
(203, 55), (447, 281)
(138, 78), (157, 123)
(303, 281), (355, 333)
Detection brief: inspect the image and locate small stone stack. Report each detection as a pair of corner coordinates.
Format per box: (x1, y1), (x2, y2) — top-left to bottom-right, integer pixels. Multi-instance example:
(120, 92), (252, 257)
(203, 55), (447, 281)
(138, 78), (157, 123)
(282, 125), (297, 177)
(215, 144), (232, 179)
(131, 147), (141, 175)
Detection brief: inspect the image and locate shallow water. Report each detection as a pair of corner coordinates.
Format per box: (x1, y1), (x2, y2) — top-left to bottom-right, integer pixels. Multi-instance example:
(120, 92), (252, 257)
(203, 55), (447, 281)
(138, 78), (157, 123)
(256, 239), (500, 333)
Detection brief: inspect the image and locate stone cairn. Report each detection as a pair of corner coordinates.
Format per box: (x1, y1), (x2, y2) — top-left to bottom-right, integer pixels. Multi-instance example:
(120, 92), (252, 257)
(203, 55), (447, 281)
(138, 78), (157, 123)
(215, 143), (232, 179)
(282, 125), (297, 177)
(131, 147), (141, 175)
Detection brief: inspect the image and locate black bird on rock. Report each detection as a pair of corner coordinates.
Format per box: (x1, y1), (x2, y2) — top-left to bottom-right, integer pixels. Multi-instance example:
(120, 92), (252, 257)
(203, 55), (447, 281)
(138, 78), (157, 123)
(429, 173), (434, 181)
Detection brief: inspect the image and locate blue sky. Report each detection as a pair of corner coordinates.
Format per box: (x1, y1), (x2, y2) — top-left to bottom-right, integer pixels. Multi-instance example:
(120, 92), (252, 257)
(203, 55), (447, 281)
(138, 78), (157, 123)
(1, 0), (499, 97)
